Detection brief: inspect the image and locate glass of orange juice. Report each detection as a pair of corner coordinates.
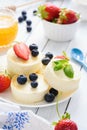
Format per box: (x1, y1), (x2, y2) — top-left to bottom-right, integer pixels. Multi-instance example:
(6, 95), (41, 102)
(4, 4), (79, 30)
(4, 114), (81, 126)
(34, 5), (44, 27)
(0, 8), (18, 47)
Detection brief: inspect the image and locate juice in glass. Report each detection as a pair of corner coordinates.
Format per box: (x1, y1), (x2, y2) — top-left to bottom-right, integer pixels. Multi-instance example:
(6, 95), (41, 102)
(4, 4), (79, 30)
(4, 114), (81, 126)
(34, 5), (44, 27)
(0, 8), (18, 47)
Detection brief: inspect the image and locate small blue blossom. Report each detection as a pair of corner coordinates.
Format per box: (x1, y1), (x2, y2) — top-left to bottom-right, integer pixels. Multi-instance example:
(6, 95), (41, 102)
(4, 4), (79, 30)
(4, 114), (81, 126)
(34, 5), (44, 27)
(2, 112), (29, 130)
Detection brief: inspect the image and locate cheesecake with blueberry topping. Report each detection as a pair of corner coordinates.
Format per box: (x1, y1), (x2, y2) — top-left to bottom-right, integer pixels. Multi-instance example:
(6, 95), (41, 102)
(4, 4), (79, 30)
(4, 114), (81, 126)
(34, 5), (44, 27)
(11, 73), (49, 104)
(7, 42), (42, 77)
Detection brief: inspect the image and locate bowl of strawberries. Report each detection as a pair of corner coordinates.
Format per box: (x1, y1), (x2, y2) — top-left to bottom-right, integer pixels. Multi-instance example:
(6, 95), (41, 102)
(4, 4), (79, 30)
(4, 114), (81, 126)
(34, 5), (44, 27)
(37, 3), (80, 42)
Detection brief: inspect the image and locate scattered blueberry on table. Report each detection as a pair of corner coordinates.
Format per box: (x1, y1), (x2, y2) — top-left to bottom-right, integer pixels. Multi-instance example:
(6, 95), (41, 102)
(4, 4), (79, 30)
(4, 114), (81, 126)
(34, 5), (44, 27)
(26, 20), (32, 26)
(18, 10), (32, 32)
(26, 26), (32, 32)
(33, 10), (37, 16)
(18, 9), (38, 32)
(21, 11), (27, 16)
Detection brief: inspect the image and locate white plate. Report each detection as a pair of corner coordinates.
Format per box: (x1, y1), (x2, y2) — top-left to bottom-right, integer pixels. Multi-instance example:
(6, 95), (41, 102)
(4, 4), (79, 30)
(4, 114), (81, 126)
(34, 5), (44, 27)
(0, 87), (78, 108)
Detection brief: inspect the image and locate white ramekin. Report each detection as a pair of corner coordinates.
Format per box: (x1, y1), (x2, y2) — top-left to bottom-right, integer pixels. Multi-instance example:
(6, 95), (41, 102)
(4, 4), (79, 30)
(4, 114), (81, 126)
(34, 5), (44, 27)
(42, 19), (80, 42)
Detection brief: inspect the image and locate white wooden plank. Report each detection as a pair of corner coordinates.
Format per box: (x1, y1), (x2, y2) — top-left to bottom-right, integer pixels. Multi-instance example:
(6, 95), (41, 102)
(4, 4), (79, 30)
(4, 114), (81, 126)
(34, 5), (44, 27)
(62, 21), (87, 70)
(36, 101), (70, 123)
(61, 0), (72, 8)
(67, 69), (87, 128)
(66, 21), (87, 60)
(42, 40), (69, 54)
(26, 21), (48, 50)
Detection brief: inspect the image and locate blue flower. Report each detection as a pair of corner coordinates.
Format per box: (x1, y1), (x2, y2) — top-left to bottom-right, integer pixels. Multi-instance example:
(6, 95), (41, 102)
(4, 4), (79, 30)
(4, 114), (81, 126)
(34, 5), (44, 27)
(2, 112), (29, 130)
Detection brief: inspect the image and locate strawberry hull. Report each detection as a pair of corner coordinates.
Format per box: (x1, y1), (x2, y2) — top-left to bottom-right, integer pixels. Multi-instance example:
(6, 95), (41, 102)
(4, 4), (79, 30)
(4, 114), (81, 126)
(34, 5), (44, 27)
(37, 3), (61, 21)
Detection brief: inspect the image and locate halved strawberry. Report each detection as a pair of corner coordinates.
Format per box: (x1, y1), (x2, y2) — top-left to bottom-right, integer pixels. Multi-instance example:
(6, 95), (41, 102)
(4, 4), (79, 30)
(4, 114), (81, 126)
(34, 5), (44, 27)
(55, 55), (66, 59)
(54, 51), (69, 60)
(57, 8), (80, 24)
(0, 71), (11, 92)
(13, 42), (30, 60)
(37, 3), (61, 21)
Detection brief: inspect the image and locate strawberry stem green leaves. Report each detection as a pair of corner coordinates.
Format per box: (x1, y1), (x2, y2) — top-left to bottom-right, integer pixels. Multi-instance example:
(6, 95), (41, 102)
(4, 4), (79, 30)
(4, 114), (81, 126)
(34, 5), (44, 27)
(53, 52), (74, 78)
(62, 112), (70, 120)
(37, 5), (48, 19)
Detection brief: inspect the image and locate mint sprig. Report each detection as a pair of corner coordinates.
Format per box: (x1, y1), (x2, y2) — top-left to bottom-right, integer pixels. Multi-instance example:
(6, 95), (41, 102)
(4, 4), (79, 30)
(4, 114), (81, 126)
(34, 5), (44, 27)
(53, 52), (74, 78)
(53, 59), (68, 71)
(63, 64), (74, 78)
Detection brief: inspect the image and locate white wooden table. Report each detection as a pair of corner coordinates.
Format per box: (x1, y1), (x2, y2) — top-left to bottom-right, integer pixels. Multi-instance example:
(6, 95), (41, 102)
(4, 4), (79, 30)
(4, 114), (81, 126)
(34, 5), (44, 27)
(0, 0), (87, 129)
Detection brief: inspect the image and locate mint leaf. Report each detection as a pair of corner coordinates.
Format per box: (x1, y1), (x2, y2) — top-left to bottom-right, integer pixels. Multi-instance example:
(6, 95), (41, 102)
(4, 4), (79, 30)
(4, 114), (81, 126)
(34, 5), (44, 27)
(63, 64), (74, 78)
(54, 61), (60, 65)
(62, 112), (70, 120)
(53, 60), (68, 71)
(54, 60), (68, 65)
(58, 59), (68, 64)
(54, 63), (63, 71)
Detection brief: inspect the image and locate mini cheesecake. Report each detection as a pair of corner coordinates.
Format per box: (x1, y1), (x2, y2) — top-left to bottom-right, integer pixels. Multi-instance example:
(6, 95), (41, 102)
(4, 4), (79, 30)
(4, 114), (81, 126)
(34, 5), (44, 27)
(11, 73), (49, 104)
(7, 45), (41, 77)
(44, 58), (81, 93)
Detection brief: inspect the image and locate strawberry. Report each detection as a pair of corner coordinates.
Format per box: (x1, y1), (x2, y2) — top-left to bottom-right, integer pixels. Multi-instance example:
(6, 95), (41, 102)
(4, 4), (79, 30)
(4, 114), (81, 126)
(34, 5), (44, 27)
(54, 51), (69, 60)
(55, 118), (78, 130)
(57, 8), (79, 24)
(55, 55), (66, 59)
(13, 42), (30, 60)
(0, 71), (11, 92)
(53, 94), (78, 130)
(37, 3), (61, 21)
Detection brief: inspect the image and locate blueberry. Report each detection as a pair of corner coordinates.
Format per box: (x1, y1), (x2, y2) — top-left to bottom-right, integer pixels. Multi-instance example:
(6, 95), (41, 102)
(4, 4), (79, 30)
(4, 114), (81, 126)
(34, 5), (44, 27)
(49, 88), (58, 97)
(29, 73), (38, 81)
(45, 52), (53, 59)
(22, 11), (27, 16)
(27, 27), (32, 32)
(26, 20), (32, 26)
(23, 15), (27, 21)
(44, 93), (55, 102)
(18, 17), (23, 23)
(33, 10), (37, 16)
(42, 57), (50, 65)
(17, 75), (27, 85)
(31, 49), (39, 57)
(29, 44), (38, 51)
(31, 81), (38, 88)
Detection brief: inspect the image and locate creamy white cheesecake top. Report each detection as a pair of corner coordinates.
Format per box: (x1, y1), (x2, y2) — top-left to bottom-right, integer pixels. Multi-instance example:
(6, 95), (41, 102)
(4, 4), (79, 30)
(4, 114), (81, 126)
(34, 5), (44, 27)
(11, 73), (49, 104)
(44, 58), (81, 92)
(7, 48), (42, 76)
